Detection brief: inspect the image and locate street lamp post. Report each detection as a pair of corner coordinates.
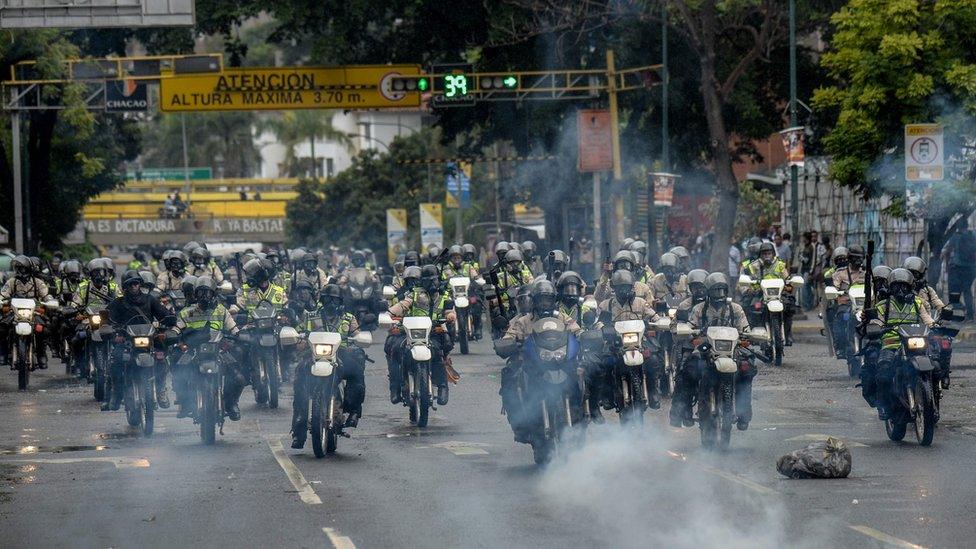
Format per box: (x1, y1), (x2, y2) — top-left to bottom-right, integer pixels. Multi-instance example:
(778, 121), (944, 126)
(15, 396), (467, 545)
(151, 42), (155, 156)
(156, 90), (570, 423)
(789, 0), (799, 244)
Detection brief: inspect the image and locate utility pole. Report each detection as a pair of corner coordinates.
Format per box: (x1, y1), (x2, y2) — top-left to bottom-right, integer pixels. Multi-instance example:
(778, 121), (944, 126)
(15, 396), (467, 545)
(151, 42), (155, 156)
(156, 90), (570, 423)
(606, 50), (625, 249)
(10, 88), (23, 253)
(789, 0), (799, 244)
(180, 113), (191, 205)
(652, 6), (670, 261)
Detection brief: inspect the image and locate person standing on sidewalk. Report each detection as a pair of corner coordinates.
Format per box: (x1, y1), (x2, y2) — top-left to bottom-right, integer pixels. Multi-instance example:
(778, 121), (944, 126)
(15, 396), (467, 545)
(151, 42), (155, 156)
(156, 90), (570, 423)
(941, 217), (976, 321)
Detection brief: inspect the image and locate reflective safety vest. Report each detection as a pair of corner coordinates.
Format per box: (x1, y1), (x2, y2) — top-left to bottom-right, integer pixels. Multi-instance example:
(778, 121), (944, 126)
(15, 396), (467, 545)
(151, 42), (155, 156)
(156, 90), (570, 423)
(179, 304), (228, 331)
(876, 297), (924, 349)
(307, 311), (356, 346)
(78, 280), (120, 306)
(407, 288), (449, 318)
(242, 284), (287, 312)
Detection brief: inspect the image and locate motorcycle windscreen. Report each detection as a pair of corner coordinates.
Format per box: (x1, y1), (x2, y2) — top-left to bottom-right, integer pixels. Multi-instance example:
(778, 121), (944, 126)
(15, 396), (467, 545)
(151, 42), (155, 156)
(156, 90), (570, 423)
(126, 324), (155, 338)
(530, 317), (569, 351)
(347, 268), (373, 299)
(252, 301), (277, 319)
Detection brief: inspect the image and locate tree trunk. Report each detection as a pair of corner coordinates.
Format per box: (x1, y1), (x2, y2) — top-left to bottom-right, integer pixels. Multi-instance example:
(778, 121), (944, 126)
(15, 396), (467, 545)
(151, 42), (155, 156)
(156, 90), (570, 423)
(699, 50), (740, 272)
(27, 110), (56, 253)
(309, 136), (317, 179)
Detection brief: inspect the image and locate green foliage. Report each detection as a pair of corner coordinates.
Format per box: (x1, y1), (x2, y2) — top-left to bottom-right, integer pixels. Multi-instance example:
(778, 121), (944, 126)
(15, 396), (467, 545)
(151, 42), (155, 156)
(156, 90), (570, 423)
(256, 111), (351, 177)
(814, 0), (976, 203)
(139, 112), (260, 178)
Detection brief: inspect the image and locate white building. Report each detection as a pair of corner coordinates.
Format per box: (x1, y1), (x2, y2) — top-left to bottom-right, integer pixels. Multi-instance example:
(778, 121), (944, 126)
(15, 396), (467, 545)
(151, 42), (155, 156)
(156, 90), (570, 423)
(256, 110), (424, 179)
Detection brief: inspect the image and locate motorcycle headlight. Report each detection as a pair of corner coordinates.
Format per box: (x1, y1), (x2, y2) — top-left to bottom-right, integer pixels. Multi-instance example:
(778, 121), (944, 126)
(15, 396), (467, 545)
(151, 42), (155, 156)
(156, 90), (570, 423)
(907, 337), (926, 350)
(855, 310), (863, 321)
(713, 340), (734, 353)
(621, 332), (640, 345)
(410, 329), (428, 340)
(668, 308), (677, 319)
(15, 308), (32, 321)
(551, 348), (566, 361)
(313, 343), (334, 358)
(90, 313), (102, 327)
(133, 336), (151, 348)
(454, 286), (467, 295)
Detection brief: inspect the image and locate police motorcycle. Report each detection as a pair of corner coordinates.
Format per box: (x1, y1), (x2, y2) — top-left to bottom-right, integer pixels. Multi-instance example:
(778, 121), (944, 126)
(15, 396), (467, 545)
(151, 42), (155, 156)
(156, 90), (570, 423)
(448, 275), (473, 355)
(115, 313), (159, 436)
(344, 267), (380, 331)
(379, 311), (440, 428)
(737, 273), (804, 366)
(5, 297), (59, 390)
(494, 295), (587, 465)
(173, 326), (232, 444)
(241, 299), (298, 409)
(602, 315), (652, 425)
(303, 327), (373, 457)
(824, 282), (867, 378)
(690, 324), (769, 449)
(653, 293), (685, 398)
(864, 321), (939, 446)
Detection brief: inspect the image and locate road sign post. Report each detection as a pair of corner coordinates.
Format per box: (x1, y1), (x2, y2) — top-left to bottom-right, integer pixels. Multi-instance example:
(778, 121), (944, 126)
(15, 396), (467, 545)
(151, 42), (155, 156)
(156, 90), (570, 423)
(905, 124), (944, 182)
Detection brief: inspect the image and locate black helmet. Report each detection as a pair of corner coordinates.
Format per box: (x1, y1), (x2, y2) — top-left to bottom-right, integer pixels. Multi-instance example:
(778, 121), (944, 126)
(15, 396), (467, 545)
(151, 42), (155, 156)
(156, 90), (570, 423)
(425, 245), (441, 265)
(87, 258), (110, 284)
(448, 245), (464, 266)
(12, 255), (31, 281)
(556, 270), (584, 300)
(403, 265), (422, 290)
(612, 250), (635, 272)
(404, 250), (421, 267)
(462, 243), (477, 261)
(746, 237), (762, 257)
(903, 256), (926, 281)
(182, 241), (200, 255)
(873, 265), (892, 298)
(121, 269), (143, 295)
(420, 264), (440, 291)
(629, 240), (648, 264)
(504, 249), (524, 265)
(351, 250), (366, 268)
(242, 258), (269, 286)
(758, 242), (776, 265)
(181, 275), (199, 302)
(139, 270), (156, 290)
(704, 272), (729, 304)
(530, 279), (558, 317)
(193, 276), (217, 308)
(190, 246), (208, 267)
(611, 269), (636, 303)
(495, 241), (510, 261)
(522, 241), (537, 259)
(293, 279), (317, 309)
(669, 246), (690, 269)
(62, 259), (83, 282)
(265, 249), (281, 265)
(319, 283), (344, 311)
(687, 269), (709, 300)
(849, 244), (865, 268)
(547, 250), (569, 274)
(889, 268), (915, 303)
(833, 247), (849, 268)
(165, 250), (188, 274)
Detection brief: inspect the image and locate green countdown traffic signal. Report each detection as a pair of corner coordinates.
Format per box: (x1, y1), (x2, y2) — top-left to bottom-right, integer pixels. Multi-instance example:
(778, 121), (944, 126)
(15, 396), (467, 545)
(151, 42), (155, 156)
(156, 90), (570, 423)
(443, 74), (469, 98)
(390, 76), (430, 92)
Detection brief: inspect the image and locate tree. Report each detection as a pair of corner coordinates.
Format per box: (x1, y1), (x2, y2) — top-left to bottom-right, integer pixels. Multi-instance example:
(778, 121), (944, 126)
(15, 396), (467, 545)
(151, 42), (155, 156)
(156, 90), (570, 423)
(139, 112), (261, 178)
(257, 111), (351, 178)
(813, 0), (976, 269)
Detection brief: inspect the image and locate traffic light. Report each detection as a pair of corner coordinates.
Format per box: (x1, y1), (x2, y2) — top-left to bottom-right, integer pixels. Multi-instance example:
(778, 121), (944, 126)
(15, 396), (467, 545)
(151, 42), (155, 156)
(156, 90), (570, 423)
(390, 76), (430, 92)
(479, 75), (519, 90)
(442, 74), (470, 98)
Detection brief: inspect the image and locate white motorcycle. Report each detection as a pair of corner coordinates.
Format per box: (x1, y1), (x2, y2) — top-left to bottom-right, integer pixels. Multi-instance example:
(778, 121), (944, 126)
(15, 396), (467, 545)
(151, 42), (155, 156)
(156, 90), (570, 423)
(380, 312), (438, 428)
(8, 298), (58, 390)
(449, 276), (472, 355)
(307, 330), (372, 457)
(738, 274), (803, 366)
(611, 319), (650, 425)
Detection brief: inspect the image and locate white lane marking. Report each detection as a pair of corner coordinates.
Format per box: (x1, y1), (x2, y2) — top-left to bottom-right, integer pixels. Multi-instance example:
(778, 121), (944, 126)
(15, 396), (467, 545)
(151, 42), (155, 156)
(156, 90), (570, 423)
(3, 457), (150, 469)
(848, 525), (927, 549)
(785, 434), (869, 447)
(430, 441), (490, 456)
(322, 527), (356, 549)
(664, 450), (776, 496)
(267, 438), (322, 505)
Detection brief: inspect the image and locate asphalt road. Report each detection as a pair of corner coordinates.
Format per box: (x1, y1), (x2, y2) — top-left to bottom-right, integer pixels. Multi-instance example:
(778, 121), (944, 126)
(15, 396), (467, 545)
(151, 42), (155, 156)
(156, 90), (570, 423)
(2, 332), (976, 549)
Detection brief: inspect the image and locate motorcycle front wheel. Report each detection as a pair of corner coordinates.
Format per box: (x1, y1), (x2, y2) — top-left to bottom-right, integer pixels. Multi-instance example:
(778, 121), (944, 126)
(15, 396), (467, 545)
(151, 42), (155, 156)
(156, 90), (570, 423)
(913, 377), (936, 446)
(619, 372), (645, 426)
(199, 376), (218, 445)
(253, 354), (270, 405)
(267, 349), (280, 409)
(126, 371), (142, 428)
(719, 378), (735, 450)
(699, 386), (718, 449)
(16, 338), (29, 391)
(142, 372), (155, 437)
(311, 379), (337, 458)
(412, 363), (431, 428)
(457, 310), (469, 355)
(769, 315), (784, 366)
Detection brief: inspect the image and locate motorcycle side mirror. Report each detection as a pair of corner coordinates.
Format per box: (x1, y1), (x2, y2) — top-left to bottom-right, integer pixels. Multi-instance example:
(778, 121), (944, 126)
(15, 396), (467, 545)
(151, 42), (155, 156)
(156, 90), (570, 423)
(475, 277), (486, 285)
(43, 299), (59, 310)
(654, 317), (671, 330)
(229, 304), (240, 314)
(672, 322), (693, 337)
(382, 285), (395, 299)
(824, 286), (840, 300)
(378, 312), (393, 328)
(493, 338), (519, 359)
(737, 274), (754, 287)
(352, 331), (373, 348)
(789, 275), (805, 286)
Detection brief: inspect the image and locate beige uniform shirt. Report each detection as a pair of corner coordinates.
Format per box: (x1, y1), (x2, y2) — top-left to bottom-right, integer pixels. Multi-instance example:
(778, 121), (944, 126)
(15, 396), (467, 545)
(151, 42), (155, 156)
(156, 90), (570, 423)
(649, 273), (689, 301)
(388, 292), (457, 323)
(191, 264), (225, 284)
(593, 272), (652, 302)
(917, 285), (945, 314)
(1, 277), (50, 300)
(503, 312), (582, 342)
(597, 296), (660, 323)
(156, 271), (186, 292)
(688, 301), (750, 332)
(832, 267), (866, 291)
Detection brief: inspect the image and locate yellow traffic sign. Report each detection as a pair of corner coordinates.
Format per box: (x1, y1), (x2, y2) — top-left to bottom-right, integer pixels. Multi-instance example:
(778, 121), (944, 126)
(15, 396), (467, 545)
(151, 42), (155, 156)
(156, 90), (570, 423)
(159, 65), (422, 112)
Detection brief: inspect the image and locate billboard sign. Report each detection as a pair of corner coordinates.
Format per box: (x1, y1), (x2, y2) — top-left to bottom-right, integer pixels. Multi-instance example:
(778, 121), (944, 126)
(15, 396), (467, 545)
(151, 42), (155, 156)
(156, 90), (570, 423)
(419, 203), (443, 254)
(0, 0), (195, 29)
(905, 124), (944, 182)
(578, 109), (613, 172)
(386, 209), (408, 264)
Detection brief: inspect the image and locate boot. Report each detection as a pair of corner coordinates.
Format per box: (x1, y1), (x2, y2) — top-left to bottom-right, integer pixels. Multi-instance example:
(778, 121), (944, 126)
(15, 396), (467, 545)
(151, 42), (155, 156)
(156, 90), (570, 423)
(344, 412), (360, 429)
(437, 384), (449, 406)
(155, 365), (170, 409)
(223, 383), (244, 421)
